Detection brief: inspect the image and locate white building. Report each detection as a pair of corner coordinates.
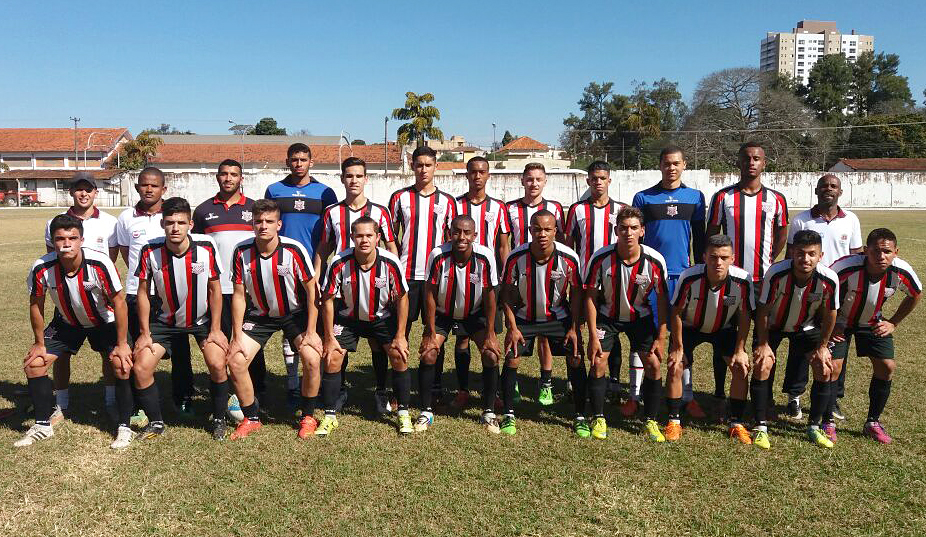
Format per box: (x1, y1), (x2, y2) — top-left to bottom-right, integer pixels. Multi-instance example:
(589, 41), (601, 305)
(760, 20), (873, 86)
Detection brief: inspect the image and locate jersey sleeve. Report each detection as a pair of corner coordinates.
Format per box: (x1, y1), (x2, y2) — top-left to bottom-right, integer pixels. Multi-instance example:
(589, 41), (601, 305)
(486, 255), (499, 288)
(896, 264), (922, 297)
(388, 191), (402, 233)
(291, 243), (315, 282)
(232, 248), (244, 285)
(670, 273), (690, 307)
(497, 202), (511, 234)
(826, 277), (839, 310)
(786, 219), (801, 244)
(206, 238), (222, 279)
(322, 260), (340, 297)
(44, 220), (53, 249)
(378, 209), (396, 242)
(98, 257), (124, 295)
(776, 193), (789, 227)
(444, 195), (457, 229)
(115, 214), (131, 247)
(503, 255), (519, 286)
(390, 260), (409, 295)
(849, 215), (863, 250)
(583, 256), (601, 290)
(27, 261), (45, 297)
(135, 245), (150, 279)
(707, 190), (725, 228)
(554, 203), (565, 232)
(192, 206), (205, 234)
(320, 208), (334, 246)
(565, 204), (577, 237)
(322, 187), (338, 209)
(758, 272), (774, 306)
(744, 280), (756, 312)
(426, 250), (441, 285)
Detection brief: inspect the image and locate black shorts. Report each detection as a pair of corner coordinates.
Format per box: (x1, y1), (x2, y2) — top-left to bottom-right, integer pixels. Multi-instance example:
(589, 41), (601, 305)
(406, 280), (426, 325)
(682, 326), (736, 366)
(126, 293), (159, 343)
(149, 318), (209, 357)
(831, 326), (894, 360)
(768, 328), (821, 357)
(333, 315), (397, 352)
(514, 318), (578, 357)
(595, 315), (655, 354)
(43, 316), (118, 358)
(243, 310), (308, 349)
(436, 313), (487, 338)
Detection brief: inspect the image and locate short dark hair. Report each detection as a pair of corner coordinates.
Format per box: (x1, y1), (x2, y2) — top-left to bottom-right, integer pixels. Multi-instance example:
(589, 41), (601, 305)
(738, 141), (764, 159)
(341, 156), (366, 175)
(706, 234), (733, 249)
(49, 214), (83, 237)
(350, 215), (380, 236)
(138, 166), (165, 185)
(529, 209), (555, 226)
(411, 146), (437, 162)
(792, 229), (822, 249)
(451, 214), (476, 229)
(523, 162), (546, 176)
(162, 197), (191, 219)
(466, 156), (489, 171)
(616, 206), (644, 226)
(252, 199), (280, 218)
(866, 228), (897, 247)
(287, 143), (312, 159)
(587, 160), (610, 174)
(659, 145), (685, 163)
(218, 159), (242, 173)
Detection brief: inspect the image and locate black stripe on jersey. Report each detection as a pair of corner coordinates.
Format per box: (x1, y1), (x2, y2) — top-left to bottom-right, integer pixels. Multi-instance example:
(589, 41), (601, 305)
(370, 258), (382, 320)
(851, 272), (870, 327)
(445, 256), (458, 315)
(56, 265), (81, 325)
(189, 244), (199, 326)
(757, 190), (768, 279)
(351, 258), (361, 320)
(775, 273), (796, 329)
(274, 249), (292, 316)
(252, 251), (270, 314)
(275, 197), (326, 215)
(164, 250), (182, 323)
(86, 259), (117, 296)
(693, 277), (710, 331)
(735, 190), (745, 271)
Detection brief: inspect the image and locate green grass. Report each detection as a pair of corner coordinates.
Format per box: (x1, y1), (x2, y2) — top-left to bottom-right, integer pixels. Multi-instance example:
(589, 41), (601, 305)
(1, 209), (925, 537)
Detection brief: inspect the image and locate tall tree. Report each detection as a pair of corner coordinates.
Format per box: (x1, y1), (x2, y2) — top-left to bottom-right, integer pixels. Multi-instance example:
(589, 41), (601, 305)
(804, 54), (853, 124)
(392, 92), (443, 147)
(501, 130), (515, 147)
(633, 78), (689, 132)
(840, 113), (926, 159)
(251, 117), (286, 135)
(118, 133), (163, 170)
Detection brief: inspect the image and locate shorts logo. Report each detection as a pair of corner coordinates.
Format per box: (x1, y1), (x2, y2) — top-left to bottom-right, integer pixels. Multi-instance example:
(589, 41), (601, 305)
(884, 288), (895, 298)
(191, 262), (205, 275)
(242, 322), (255, 331)
(241, 211), (252, 222)
(293, 200), (305, 211)
(277, 265), (291, 277)
(469, 273), (480, 285)
(44, 326), (57, 338)
(374, 276), (388, 289)
(596, 328), (606, 340)
(332, 324), (344, 336)
(666, 205), (678, 217)
(807, 292), (823, 302)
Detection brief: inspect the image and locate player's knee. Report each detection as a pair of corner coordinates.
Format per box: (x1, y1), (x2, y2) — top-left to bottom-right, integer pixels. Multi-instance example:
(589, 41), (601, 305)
(667, 358), (684, 379)
(420, 348), (438, 365)
(480, 349), (498, 368)
(874, 358), (895, 380)
(505, 356), (521, 369)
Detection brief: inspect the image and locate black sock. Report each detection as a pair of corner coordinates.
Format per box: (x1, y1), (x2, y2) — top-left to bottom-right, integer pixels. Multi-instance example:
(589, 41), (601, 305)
(867, 377), (892, 423)
(433, 347), (445, 392)
(209, 380), (229, 423)
(393, 369), (411, 410)
(589, 375), (606, 417)
(419, 363), (436, 411)
(567, 364), (587, 416)
(824, 380), (839, 422)
(116, 377), (134, 427)
(321, 371), (341, 413)
(540, 369), (553, 387)
(729, 398), (746, 424)
(642, 377), (662, 420)
(750, 378), (769, 426)
(372, 352), (388, 391)
(667, 397), (683, 420)
(608, 346), (622, 381)
(28, 376), (54, 424)
(340, 353), (349, 389)
(455, 347), (471, 391)
(712, 350), (727, 397)
(502, 366), (518, 415)
(248, 351), (267, 394)
(136, 383), (163, 423)
(481, 365), (498, 413)
(809, 380), (830, 425)
(242, 400), (259, 421)
(301, 395), (317, 418)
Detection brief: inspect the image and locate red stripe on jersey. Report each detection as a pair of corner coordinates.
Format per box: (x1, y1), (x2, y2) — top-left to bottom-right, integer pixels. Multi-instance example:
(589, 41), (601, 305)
(753, 194), (762, 279)
(33, 266), (48, 296)
(710, 282), (727, 333)
(626, 260), (642, 321)
(368, 257), (378, 321)
(732, 194), (742, 267)
(544, 260), (554, 320)
(692, 276), (708, 329)
(204, 223), (252, 233)
(160, 248), (176, 325)
(896, 271), (918, 297)
(339, 205), (349, 252)
(184, 252), (194, 327)
(75, 266), (100, 326)
(870, 276), (887, 325)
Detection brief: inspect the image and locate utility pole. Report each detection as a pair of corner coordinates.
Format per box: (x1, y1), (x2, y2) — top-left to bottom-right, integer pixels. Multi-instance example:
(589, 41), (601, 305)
(384, 116), (389, 176)
(492, 123), (497, 160)
(70, 116), (80, 169)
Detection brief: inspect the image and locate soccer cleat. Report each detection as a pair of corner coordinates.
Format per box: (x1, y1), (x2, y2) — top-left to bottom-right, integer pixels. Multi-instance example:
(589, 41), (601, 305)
(822, 422), (837, 443)
(110, 425), (135, 449)
(620, 398), (639, 418)
(591, 417), (608, 439)
(298, 415), (320, 438)
(212, 419), (227, 441)
(787, 397), (803, 421)
(398, 413), (413, 435)
(644, 419), (665, 442)
(831, 401), (846, 420)
(130, 409), (149, 429)
(49, 405), (65, 427)
(664, 421), (682, 442)
(450, 390), (471, 411)
(334, 388), (349, 413)
(313, 415), (338, 438)
(500, 415), (517, 435)
(538, 385), (554, 406)
(573, 418), (591, 438)
(685, 400), (707, 419)
(864, 421), (892, 444)
(226, 394), (244, 423)
(729, 424), (753, 444)
(414, 413), (433, 432)
(752, 430), (771, 449)
(374, 390), (390, 415)
(807, 427), (834, 448)
(230, 419), (261, 440)
(138, 421), (165, 441)
(13, 424), (54, 447)
(481, 413), (500, 434)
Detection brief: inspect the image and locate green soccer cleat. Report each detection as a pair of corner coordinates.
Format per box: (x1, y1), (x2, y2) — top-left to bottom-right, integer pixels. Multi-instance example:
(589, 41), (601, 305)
(500, 415), (517, 435)
(807, 427), (834, 449)
(644, 419), (665, 442)
(753, 430), (771, 450)
(130, 409), (148, 429)
(573, 418), (591, 438)
(538, 385), (554, 406)
(591, 417), (608, 439)
(314, 415), (338, 437)
(398, 412), (413, 435)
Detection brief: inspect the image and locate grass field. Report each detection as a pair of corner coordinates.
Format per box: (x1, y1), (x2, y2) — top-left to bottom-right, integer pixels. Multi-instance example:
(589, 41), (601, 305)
(1, 208), (924, 537)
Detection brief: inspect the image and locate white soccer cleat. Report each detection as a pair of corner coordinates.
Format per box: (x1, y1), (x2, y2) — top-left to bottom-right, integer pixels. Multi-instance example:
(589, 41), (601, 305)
(14, 424), (54, 447)
(110, 425), (135, 450)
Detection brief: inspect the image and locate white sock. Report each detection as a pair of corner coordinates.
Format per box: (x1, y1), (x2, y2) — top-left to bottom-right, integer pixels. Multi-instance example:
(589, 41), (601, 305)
(55, 389), (69, 410)
(682, 368), (693, 402)
(104, 385), (116, 406)
(629, 352), (643, 400)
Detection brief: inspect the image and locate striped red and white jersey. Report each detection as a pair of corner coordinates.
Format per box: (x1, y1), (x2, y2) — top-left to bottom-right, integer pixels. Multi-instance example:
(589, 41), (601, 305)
(707, 184), (788, 283)
(503, 242), (581, 322)
(759, 260), (839, 333)
(565, 199), (628, 268)
(455, 195), (510, 253)
(321, 248), (407, 321)
(320, 200), (396, 257)
(671, 264), (754, 333)
(426, 243), (499, 320)
(388, 186), (457, 281)
(583, 244), (669, 322)
(505, 199), (565, 249)
(232, 236), (315, 319)
(830, 254), (921, 329)
(28, 248), (123, 328)
(137, 234), (222, 328)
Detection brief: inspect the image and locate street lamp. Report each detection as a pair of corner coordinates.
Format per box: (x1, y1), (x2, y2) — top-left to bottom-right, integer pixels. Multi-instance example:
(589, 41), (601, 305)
(228, 120), (252, 168)
(338, 131), (352, 163)
(84, 131), (106, 168)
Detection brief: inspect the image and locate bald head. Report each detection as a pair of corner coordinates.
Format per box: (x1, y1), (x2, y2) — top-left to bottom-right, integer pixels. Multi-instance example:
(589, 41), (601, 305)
(817, 174), (841, 189)
(815, 174), (842, 207)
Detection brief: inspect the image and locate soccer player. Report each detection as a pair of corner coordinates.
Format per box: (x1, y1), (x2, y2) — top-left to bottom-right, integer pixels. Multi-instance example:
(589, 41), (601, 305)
(500, 210), (584, 436)
(451, 156), (509, 410)
(585, 207), (669, 441)
(318, 216), (411, 435)
(18, 214), (133, 449)
(632, 146), (709, 419)
(786, 173), (862, 420)
(263, 143), (337, 411)
(829, 228), (920, 444)
(225, 199), (323, 440)
(668, 235), (754, 443)
(419, 215), (501, 432)
(752, 230), (839, 449)
(43, 172), (119, 421)
(132, 198), (228, 441)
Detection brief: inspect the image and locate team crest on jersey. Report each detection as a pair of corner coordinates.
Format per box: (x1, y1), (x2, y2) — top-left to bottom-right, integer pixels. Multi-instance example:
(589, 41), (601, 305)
(486, 210), (497, 221)
(95, 237), (104, 245)
(840, 234), (848, 242)
(469, 273), (480, 285)
(762, 201), (776, 213)
(374, 276), (388, 289)
(241, 211), (252, 222)
(293, 200), (305, 211)
(723, 296), (738, 306)
(132, 229), (145, 239)
(82, 280), (99, 291)
(608, 214), (618, 225)
(884, 287), (896, 298)
(277, 265), (291, 276)
(666, 205), (678, 217)
(191, 262), (205, 275)
(807, 292), (823, 302)
(205, 213), (218, 221)
(635, 274), (651, 286)
(550, 269), (566, 281)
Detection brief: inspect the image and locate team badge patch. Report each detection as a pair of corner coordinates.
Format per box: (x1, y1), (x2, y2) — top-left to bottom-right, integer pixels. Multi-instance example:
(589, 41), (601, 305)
(807, 292), (823, 302)
(550, 269), (565, 281)
(762, 201), (776, 213)
(374, 276), (388, 289)
(635, 274), (651, 286)
(884, 288), (896, 298)
(723, 296), (738, 306)
(277, 265), (291, 276)
(666, 205), (678, 217)
(82, 280), (98, 291)
(469, 273), (480, 285)
(294, 200), (305, 211)
(241, 211), (252, 222)
(132, 230), (145, 239)
(191, 262), (205, 275)
(608, 214), (618, 225)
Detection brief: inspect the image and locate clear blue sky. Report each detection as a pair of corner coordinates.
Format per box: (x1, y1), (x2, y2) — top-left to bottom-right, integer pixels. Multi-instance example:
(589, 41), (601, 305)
(2, 1), (924, 147)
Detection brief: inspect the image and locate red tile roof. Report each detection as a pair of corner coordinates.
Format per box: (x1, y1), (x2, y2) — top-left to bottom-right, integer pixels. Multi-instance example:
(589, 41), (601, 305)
(151, 143), (403, 166)
(435, 162), (467, 170)
(0, 169), (124, 180)
(0, 128), (131, 152)
(836, 158), (926, 171)
(499, 136), (548, 152)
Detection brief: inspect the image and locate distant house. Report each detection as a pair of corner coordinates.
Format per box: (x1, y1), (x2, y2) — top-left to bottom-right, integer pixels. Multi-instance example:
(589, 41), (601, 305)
(425, 135), (469, 151)
(829, 158), (926, 172)
(495, 136), (570, 170)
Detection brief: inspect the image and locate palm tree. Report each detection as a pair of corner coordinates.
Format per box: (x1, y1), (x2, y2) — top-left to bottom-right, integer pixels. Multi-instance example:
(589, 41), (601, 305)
(392, 92), (444, 147)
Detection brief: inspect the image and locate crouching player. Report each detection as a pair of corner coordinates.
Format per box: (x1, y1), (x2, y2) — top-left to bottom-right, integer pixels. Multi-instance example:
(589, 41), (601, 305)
(226, 199), (323, 440)
(318, 216), (412, 436)
(18, 214), (133, 449)
(829, 228), (920, 444)
(419, 215), (501, 432)
(668, 235), (753, 443)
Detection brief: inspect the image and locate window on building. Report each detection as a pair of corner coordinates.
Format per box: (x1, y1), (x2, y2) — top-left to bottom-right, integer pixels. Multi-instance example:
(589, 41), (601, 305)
(798, 54), (804, 59)
(797, 62), (804, 66)
(798, 47), (804, 52)
(850, 48), (856, 53)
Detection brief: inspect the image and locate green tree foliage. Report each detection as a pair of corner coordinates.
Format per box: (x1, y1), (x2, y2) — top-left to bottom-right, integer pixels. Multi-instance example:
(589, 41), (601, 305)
(351, 139), (366, 145)
(392, 92), (444, 147)
(142, 123), (193, 135)
(501, 130), (515, 147)
(804, 54), (853, 124)
(840, 114), (926, 159)
(251, 117), (286, 135)
(117, 132), (163, 170)
(851, 52), (915, 117)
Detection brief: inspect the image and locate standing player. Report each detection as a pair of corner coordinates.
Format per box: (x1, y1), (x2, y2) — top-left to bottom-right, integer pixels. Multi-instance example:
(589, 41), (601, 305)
(264, 143), (338, 411)
(829, 229), (920, 444)
(752, 230), (839, 449)
(318, 217), (411, 435)
(451, 156), (509, 410)
(786, 174), (862, 420)
(668, 235), (754, 443)
(585, 207), (669, 441)
(500, 210), (585, 436)
(225, 200), (323, 440)
(132, 198), (229, 441)
(18, 215), (133, 449)
(418, 215), (501, 432)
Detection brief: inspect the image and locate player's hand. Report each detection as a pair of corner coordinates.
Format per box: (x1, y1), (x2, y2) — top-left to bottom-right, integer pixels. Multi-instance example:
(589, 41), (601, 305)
(649, 337), (666, 362)
(752, 343), (775, 368)
(729, 349), (750, 377)
(811, 345), (834, 376)
(390, 335), (409, 364)
(587, 338), (603, 368)
(204, 330), (229, 352)
(109, 342), (134, 375)
(564, 328), (580, 361)
(25, 343), (47, 367)
(504, 328), (525, 359)
(419, 332), (440, 355)
(873, 320), (896, 338)
(323, 338), (345, 362)
(225, 338), (244, 361)
(299, 330), (324, 356)
(133, 333), (154, 359)
(667, 345), (684, 370)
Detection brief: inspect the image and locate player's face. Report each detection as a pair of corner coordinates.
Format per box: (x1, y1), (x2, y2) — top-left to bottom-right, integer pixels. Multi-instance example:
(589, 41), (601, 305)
(659, 152), (686, 183)
(136, 173), (166, 207)
(865, 239), (898, 273)
(616, 217), (644, 248)
(587, 170), (610, 198)
(466, 160), (489, 192)
(351, 223), (378, 255)
(253, 211), (282, 240)
(162, 213), (191, 245)
(704, 245), (733, 281)
(341, 165), (367, 197)
(450, 220), (476, 254)
(413, 156), (436, 184)
(529, 215), (556, 250)
(70, 185), (97, 209)
(286, 152), (312, 178)
(522, 169), (546, 198)
(738, 147), (766, 180)
(815, 176), (842, 205)
(216, 165), (243, 195)
(791, 243), (821, 275)
(52, 228), (83, 260)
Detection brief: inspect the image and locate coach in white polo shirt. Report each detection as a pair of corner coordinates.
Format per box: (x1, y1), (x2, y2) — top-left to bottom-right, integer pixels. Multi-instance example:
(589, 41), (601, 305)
(787, 174), (862, 266)
(44, 172), (118, 259)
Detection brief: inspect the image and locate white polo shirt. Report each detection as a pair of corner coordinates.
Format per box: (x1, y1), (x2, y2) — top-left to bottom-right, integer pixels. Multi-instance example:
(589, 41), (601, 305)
(115, 204), (164, 295)
(44, 207), (118, 256)
(787, 205), (862, 266)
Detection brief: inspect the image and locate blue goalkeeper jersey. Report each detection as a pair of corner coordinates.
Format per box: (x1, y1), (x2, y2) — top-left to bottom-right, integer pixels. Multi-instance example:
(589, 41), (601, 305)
(264, 176), (338, 259)
(632, 183), (706, 276)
